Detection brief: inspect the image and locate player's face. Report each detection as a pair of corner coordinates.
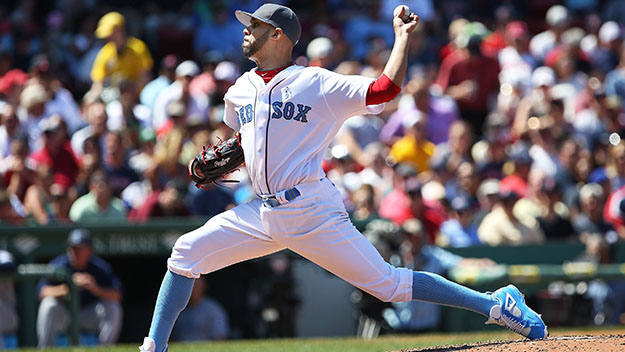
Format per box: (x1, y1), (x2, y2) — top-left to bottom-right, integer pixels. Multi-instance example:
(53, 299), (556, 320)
(242, 19), (272, 58)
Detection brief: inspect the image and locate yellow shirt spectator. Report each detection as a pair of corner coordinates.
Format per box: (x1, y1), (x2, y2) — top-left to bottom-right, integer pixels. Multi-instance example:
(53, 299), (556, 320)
(390, 134), (436, 174)
(90, 37), (153, 86)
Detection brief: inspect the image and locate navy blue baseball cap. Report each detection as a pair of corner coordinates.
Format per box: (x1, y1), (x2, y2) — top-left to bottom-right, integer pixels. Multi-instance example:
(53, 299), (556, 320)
(68, 229), (93, 247)
(235, 3), (301, 45)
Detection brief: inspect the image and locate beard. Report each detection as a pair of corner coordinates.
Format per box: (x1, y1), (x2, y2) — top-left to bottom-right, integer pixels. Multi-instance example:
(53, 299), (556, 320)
(242, 29), (270, 58)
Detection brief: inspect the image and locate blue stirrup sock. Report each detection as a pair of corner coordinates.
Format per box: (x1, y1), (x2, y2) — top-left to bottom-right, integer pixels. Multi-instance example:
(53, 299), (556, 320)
(148, 270), (195, 352)
(412, 271), (497, 316)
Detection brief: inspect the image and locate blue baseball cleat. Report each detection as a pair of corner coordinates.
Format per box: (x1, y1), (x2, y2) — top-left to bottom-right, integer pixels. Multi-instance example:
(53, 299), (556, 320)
(485, 284), (548, 340)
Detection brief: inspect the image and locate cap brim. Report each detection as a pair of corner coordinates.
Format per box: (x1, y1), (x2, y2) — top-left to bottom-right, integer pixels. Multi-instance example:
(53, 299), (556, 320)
(235, 10), (273, 28)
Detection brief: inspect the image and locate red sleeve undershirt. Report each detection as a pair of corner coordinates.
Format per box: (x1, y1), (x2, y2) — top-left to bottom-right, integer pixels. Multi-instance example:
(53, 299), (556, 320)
(366, 73), (401, 105)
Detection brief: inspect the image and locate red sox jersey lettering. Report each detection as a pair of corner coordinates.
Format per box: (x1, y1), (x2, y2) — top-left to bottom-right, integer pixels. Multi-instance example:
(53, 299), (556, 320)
(223, 65), (383, 195)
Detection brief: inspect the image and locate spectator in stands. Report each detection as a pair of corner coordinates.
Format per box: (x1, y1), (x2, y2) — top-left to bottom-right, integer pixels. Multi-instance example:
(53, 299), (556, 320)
(379, 163), (417, 225)
(29, 54), (84, 133)
(69, 170), (126, 224)
(605, 45), (625, 106)
(389, 109), (435, 173)
(438, 196), (481, 247)
(478, 190), (545, 245)
(529, 5), (570, 63)
(606, 143), (625, 191)
(29, 114), (80, 190)
(445, 161), (479, 205)
(152, 60), (209, 130)
(0, 69), (29, 107)
(512, 66), (556, 138)
(1, 138), (36, 203)
(498, 21), (535, 91)
(74, 135), (103, 198)
(105, 80), (149, 131)
(356, 142), (394, 198)
(589, 21), (623, 75)
(350, 184), (381, 232)
(18, 83), (50, 152)
(129, 180), (189, 222)
(140, 54), (178, 112)
(102, 131), (139, 197)
(172, 276), (229, 342)
(406, 179), (445, 244)
(472, 178), (500, 228)
(430, 120), (474, 176)
(190, 51), (222, 101)
(156, 99), (187, 138)
(0, 103), (24, 158)
(37, 229), (123, 347)
(527, 117), (561, 179)
(128, 128), (156, 175)
(383, 77), (460, 146)
(89, 12), (153, 94)
(500, 145), (532, 199)
(475, 127), (507, 180)
(193, 3), (244, 61)
(436, 30), (500, 135)
(71, 99), (108, 157)
(0, 249), (18, 349)
(535, 178), (576, 241)
(23, 165), (71, 225)
(573, 183), (615, 241)
(335, 111), (385, 168)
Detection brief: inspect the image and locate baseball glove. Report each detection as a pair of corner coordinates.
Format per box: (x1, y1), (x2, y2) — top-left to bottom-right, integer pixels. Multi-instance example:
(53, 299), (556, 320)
(188, 133), (244, 188)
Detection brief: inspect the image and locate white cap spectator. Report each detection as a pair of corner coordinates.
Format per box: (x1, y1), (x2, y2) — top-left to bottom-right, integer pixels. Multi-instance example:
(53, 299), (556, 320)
(477, 178), (500, 198)
(579, 183), (604, 203)
(401, 109), (424, 128)
(175, 60), (200, 78)
(20, 84), (48, 110)
(214, 61), (239, 82)
(599, 21), (622, 44)
(421, 180), (446, 203)
(561, 27), (586, 46)
(531, 66), (556, 88)
(306, 37), (333, 61)
(546, 5), (569, 27)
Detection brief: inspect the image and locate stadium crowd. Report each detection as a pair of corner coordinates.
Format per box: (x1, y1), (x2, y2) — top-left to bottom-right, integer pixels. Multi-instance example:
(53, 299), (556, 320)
(1, 0), (624, 248)
(1, 0), (625, 345)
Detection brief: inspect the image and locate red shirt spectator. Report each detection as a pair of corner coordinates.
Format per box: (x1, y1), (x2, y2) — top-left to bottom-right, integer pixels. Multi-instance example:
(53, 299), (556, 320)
(30, 116), (80, 189)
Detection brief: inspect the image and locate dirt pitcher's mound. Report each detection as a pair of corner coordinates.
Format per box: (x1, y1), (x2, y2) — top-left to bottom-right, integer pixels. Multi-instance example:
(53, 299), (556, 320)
(405, 334), (625, 352)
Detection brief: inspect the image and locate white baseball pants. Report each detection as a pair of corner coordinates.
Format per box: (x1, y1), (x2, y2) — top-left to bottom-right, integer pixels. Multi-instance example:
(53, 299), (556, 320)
(168, 177), (413, 302)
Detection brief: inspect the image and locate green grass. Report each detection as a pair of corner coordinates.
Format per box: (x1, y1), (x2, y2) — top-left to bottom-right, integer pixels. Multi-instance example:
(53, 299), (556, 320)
(14, 327), (625, 352)
(11, 331), (518, 352)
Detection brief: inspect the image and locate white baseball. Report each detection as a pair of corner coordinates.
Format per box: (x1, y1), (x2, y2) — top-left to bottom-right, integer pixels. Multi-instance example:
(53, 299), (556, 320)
(393, 5), (411, 23)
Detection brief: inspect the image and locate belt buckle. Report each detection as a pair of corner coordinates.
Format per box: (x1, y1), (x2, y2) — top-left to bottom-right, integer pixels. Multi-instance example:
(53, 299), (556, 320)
(262, 196), (280, 208)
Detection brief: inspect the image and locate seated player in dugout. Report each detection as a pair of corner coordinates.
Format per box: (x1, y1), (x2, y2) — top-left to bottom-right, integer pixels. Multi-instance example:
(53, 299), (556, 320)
(139, 4), (548, 351)
(37, 229), (123, 347)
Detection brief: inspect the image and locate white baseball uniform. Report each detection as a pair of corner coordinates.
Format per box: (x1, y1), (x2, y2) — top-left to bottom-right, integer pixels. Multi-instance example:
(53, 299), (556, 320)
(167, 65), (413, 302)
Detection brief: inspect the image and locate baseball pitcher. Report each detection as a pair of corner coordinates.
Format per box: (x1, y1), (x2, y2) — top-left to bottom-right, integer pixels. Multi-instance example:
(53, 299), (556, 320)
(139, 4), (547, 351)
